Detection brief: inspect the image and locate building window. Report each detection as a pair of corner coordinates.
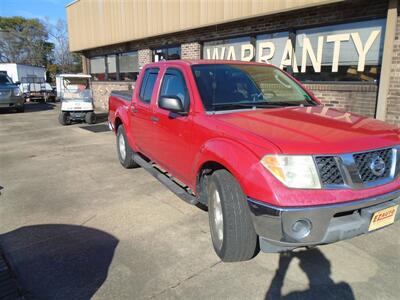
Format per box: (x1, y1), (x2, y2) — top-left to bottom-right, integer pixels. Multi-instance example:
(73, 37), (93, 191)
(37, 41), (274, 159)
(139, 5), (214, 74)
(203, 37), (253, 61)
(294, 19), (385, 82)
(107, 55), (117, 80)
(89, 51), (139, 81)
(153, 46), (181, 61)
(90, 56), (106, 81)
(202, 19), (386, 83)
(119, 52), (139, 81)
(256, 32), (290, 70)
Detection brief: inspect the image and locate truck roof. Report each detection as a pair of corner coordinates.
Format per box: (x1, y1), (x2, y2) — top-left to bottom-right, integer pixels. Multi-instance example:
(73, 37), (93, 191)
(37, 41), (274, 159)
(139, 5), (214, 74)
(145, 59), (274, 68)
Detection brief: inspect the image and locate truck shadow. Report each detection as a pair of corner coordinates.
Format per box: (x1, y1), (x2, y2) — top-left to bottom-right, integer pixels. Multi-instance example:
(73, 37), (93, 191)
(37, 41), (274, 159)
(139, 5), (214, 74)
(0, 224), (118, 300)
(0, 102), (56, 114)
(24, 102), (56, 112)
(265, 248), (355, 300)
(95, 112), (108, 123)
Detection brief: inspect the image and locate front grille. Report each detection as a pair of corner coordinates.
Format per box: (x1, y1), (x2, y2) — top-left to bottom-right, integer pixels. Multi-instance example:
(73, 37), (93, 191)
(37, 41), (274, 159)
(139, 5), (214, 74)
(315, 156), (344, 185)
(353, 148), (392, 183)
(314, 147), (396, 188)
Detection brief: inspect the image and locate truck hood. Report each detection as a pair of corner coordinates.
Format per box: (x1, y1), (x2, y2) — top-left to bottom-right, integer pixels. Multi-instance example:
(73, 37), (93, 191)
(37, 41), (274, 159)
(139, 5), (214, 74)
(213, 106), (400, 154)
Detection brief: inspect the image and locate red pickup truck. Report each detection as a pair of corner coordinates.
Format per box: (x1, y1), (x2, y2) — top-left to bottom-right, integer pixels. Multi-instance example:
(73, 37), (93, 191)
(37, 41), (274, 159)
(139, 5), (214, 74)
(108, 60), (400, 262)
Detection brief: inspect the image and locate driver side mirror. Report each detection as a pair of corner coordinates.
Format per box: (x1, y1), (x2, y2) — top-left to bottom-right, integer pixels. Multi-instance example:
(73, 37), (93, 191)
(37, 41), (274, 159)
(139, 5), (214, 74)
(158, 96), (187, 115)
(15, 81), (20, 85)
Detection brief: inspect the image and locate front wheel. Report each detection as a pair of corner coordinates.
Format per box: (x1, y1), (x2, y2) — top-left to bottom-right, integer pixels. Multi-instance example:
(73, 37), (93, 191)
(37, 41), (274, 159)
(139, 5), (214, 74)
(16, 104), (25, 113)
(207, 169), (259, 262)
(85, 112), (96, 124)
(116, 125), (139, 169)
(59, 112), (71, 126)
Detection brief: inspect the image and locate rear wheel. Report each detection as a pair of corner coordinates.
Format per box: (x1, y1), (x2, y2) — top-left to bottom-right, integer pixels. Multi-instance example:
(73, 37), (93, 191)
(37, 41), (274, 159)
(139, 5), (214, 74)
(16, 104), (24, 113)
(59, 112), (71, 126)
(207, 169), (259, 262)
(116, 125), (139, 169)
(85, 112), (96, 124)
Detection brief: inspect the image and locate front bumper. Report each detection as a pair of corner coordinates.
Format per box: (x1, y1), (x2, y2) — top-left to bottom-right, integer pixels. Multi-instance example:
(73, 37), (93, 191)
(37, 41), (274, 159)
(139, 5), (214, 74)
(0, 96), (24, 107)
(248, 189), (400, 252)
(64, 111), (93, 120)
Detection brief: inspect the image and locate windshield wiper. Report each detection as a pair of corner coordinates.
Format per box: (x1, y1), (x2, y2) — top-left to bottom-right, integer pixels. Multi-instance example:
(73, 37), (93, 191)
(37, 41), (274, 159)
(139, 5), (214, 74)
(210, 102), (277, 111)
(210, 101), (304, 110)
(262, 101), (313, 107)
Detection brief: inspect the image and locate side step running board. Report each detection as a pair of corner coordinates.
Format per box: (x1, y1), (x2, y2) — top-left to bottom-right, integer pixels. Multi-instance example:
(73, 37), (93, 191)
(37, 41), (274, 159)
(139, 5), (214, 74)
(133, 154), (198, 205)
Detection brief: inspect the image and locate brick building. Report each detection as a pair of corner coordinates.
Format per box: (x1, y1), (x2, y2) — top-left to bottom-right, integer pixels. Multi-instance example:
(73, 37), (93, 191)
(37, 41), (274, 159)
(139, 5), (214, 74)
(66, 0), (400, 126)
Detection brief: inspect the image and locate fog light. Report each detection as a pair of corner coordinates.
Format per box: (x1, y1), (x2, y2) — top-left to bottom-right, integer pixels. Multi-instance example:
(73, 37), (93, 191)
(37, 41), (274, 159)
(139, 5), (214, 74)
(291, 219), (312, 239)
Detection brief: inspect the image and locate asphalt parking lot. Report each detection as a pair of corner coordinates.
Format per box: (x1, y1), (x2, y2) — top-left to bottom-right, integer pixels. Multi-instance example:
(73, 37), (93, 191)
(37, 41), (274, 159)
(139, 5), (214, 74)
(0, 102), (399, 300)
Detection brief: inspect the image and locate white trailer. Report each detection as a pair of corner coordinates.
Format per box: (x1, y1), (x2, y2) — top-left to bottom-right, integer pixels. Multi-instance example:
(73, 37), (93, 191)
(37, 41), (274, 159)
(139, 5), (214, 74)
(0, 63), (54, 102)
(0, 63), (46, 83)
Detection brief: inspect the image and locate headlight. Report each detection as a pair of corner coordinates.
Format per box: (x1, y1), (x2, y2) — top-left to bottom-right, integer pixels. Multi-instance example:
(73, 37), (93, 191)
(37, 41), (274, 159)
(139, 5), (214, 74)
(13, 88), (22, 96)
(260, 155), (321, 189)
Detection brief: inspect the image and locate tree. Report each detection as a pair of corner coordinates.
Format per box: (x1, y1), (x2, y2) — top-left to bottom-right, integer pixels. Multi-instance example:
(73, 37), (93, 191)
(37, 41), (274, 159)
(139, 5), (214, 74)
(47, 19), (82, 74)
(0, 16), (53, 66)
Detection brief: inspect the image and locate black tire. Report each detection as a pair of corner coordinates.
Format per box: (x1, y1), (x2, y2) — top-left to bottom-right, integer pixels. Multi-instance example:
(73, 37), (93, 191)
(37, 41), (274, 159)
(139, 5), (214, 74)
(85, 112), (96, 124)
(116, 125), (139, 169)
(16, 104), (24, 113)
(59, 112), (71, 126)
(207, 169), (259, 262)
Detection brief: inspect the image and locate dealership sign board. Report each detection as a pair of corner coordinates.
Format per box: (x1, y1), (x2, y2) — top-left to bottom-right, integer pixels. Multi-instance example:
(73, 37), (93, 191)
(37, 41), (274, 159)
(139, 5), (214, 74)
(203, 19), (385, 73)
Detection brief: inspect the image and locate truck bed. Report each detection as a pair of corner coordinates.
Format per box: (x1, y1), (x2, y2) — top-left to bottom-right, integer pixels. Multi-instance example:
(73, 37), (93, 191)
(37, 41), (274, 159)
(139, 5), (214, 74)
(110, 90), (133, 102)
(108, 90), (133, 127)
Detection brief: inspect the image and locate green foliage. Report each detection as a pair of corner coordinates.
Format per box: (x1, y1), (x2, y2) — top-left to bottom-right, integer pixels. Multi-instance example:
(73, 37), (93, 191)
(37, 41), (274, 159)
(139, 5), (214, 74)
(0, 17), (83, 84)
(0, 16), (54, 66)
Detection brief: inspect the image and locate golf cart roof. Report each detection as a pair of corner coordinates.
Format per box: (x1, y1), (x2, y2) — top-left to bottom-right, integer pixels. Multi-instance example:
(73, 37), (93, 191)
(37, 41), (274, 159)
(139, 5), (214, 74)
(57, 74), (91, 78)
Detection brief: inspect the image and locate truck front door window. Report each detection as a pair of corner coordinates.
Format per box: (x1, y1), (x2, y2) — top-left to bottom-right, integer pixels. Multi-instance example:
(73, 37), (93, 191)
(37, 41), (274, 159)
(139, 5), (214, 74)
(159, 68), (189, 111)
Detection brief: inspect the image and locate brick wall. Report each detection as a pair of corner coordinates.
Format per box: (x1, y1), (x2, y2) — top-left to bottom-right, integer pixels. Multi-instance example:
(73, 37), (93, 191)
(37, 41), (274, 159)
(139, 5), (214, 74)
(386, 6), (400, 126)
(91, 81), (133, 111)
(138, 49), (152, 68)
(181, 42), (202, 59)
(305, 84), (378, 117)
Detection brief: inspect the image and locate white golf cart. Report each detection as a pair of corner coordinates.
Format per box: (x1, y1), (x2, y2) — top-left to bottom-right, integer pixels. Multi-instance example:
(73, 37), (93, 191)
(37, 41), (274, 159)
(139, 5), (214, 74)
(56, 74), (96, 126)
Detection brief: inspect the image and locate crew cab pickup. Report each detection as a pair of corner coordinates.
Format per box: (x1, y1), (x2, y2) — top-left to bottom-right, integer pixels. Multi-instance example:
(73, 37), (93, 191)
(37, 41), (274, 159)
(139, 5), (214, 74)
(108, 60), (400, 262)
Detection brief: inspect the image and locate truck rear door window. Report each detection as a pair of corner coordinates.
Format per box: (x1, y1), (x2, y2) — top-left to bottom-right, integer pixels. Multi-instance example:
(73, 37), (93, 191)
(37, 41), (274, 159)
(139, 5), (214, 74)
(139, 68), (159, 103)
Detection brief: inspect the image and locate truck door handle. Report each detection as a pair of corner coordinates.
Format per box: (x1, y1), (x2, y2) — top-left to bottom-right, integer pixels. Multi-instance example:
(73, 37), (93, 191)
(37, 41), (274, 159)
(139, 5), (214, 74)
(150, 116), (159, 122)
(131, 106), (138, 113)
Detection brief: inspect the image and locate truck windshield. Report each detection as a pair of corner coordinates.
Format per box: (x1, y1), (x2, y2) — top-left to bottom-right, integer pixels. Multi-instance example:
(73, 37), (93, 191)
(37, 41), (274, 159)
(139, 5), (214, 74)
(191, 64), (316, 112)
(0, 74), (13, 85)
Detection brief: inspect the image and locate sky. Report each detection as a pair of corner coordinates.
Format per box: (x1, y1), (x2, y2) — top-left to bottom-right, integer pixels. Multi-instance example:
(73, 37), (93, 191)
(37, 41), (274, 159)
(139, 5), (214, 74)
(0, 0), (72, 25)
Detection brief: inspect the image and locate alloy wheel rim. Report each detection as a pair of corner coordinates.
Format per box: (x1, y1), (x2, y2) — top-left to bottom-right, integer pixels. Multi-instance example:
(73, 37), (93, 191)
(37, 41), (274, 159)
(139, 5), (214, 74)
(119, 134), (126, 160)
(212, 188), (223, 249)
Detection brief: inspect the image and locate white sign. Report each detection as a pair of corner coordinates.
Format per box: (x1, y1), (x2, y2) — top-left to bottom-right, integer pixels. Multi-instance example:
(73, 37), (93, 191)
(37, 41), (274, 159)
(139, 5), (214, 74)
(203, 19), (385, 73)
